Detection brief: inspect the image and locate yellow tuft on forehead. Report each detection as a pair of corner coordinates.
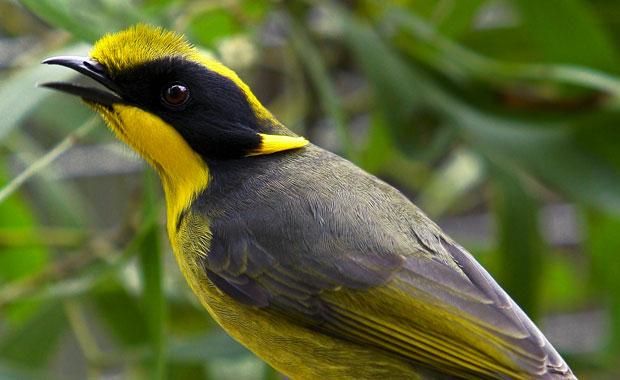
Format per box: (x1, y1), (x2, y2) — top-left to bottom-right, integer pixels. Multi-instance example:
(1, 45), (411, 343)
(91, 24), (196, 75)
(90, 24), (275, 121)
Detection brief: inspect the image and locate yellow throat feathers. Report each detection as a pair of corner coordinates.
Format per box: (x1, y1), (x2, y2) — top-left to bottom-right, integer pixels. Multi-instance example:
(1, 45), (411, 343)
(91, 103), (207, 237)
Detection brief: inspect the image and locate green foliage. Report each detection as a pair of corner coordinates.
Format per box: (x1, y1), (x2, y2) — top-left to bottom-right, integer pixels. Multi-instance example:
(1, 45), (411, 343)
(19, 0), (143, 42)
(587, 211), (620, 362)
(491, 167), (544, 318)
(1, 0), (619, 378)
(139, 172), (167, 380)
(514, 0), (620, 71)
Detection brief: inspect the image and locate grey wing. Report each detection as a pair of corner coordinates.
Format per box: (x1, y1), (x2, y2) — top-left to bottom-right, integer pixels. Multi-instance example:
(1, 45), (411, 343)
(202, 214), (403, 314)
(198, 147), (575, 379)
(200, 213), (574, 378)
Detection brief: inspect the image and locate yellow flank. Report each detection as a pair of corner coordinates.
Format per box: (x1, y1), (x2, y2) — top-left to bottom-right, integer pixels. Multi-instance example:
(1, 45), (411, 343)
(90, 24), (277, 123)
(89, 102), (209, 236)
(173, 212), (425, 380)
(247, 134), (309, 156)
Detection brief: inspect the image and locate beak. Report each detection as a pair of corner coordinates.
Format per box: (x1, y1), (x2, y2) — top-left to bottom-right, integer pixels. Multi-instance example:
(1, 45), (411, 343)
(40, 56), (126, 107)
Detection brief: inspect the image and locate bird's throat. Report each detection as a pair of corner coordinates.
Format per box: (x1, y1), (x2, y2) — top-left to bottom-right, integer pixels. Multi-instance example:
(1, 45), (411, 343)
(92, 103), (210, 236)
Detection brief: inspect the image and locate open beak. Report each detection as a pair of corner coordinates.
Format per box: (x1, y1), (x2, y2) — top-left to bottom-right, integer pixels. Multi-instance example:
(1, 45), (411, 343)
(40, 56), (126, 107)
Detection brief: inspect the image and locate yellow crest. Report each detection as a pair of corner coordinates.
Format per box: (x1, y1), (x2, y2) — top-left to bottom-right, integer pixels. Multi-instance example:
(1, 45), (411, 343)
(91, 24), (196, 76)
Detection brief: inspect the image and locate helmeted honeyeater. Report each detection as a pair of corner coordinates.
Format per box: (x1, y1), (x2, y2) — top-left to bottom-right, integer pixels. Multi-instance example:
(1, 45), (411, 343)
(41, 25), (576, 380)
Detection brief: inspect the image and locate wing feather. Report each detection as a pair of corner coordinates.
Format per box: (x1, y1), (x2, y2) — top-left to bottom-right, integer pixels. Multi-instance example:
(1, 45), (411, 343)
(200, 222), (575, 378)
(196, 150), (574, 379)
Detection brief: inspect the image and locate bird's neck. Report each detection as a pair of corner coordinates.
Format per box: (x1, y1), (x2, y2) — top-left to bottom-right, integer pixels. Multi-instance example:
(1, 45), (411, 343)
(159, 159), (209, 240)
(99, 104), (210, 237)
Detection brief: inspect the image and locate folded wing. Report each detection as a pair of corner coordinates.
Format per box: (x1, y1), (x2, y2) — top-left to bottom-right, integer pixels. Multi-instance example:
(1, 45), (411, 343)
(201, 217), (574, 379)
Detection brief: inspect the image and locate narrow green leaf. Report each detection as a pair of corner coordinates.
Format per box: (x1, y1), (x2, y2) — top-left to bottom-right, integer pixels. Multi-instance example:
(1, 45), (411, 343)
(288, 17), (355, 159)
(340, 15), (419, 131)
(515, 0), (620, 71)
(0, 302), (67, 367)
(541, 250), (587, 311)
(418, 148), (484, 217)
(188, 9), (241, 48)
(262, 364), (279, 380)
(165, 362), (210, 380)
(491, 168), (544, 318)
(138, 172), (166, 380)
(5, 123), (92, 226)
(358, 111), (394, 173)
(0, 164), (49, 323)
(586, 211), (620, 358)
(0, 44), (88, 140)
(431, 0), (484, 38)
(94, 289), (149, 347)
(0, 117), (98, 204)
(19, 0), (143, 42)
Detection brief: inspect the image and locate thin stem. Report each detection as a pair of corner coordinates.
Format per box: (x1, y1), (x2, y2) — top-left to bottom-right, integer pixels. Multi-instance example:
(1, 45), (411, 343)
(0, 117), (98, 204)
(287, 16), (357, 160)
(64, 299), (103, 380)
(0, 226), (85, 248)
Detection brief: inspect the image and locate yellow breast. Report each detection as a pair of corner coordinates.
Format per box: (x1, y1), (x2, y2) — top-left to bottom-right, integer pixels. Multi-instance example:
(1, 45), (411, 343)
(169, 211), (422, 380)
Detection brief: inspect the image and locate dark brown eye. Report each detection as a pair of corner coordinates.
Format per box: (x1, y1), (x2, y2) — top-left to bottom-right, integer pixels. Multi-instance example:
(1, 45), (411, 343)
(161, 83), (189, 106)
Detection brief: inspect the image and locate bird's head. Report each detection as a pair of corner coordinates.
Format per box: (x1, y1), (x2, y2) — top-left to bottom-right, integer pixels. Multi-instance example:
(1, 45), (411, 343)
(41, 24), (308, 222)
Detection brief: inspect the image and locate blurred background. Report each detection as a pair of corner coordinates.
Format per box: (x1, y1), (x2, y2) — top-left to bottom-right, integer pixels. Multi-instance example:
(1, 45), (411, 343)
(1, 0), (619, 379)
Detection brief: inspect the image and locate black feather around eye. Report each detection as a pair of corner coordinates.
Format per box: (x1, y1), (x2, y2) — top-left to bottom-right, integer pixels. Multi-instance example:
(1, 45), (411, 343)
(111, 57), (264, 159)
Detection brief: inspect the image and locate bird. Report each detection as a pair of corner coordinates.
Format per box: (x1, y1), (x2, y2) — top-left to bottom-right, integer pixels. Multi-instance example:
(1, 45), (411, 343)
(41, 24), (576, 379)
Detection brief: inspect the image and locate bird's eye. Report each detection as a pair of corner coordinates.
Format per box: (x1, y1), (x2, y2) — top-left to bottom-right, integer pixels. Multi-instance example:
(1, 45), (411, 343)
(161, 83), (189, 107)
